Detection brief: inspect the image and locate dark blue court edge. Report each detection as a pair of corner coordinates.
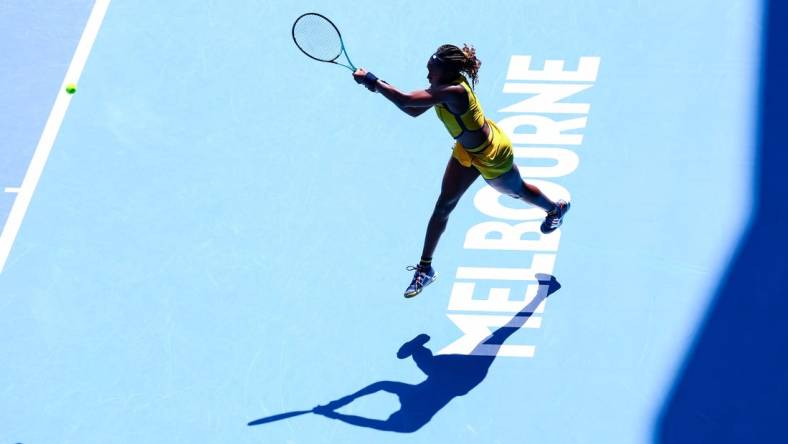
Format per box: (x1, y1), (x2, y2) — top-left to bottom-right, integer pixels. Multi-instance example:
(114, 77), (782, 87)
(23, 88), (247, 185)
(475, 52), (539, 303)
(656, 1), (788, 443)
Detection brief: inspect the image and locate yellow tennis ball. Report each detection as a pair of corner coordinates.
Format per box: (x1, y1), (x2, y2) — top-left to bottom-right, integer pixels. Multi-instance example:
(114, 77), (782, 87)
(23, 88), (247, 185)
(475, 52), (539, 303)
(65, 83), (77, 94)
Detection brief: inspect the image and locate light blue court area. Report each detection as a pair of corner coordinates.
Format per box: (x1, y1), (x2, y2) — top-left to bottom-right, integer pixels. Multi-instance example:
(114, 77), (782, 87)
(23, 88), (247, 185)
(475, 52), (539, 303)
(1, 1), (780, 443)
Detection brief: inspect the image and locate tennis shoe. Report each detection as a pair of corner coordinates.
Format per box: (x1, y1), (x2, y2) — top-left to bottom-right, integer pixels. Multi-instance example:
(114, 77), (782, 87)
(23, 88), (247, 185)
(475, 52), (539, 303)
(540, 200), (570, 234)
(404, 264), (437, 298)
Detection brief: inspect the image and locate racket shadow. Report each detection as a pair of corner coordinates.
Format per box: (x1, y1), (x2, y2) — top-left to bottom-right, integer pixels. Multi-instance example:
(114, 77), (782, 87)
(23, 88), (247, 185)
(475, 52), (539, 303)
(248, 409), (314, 426)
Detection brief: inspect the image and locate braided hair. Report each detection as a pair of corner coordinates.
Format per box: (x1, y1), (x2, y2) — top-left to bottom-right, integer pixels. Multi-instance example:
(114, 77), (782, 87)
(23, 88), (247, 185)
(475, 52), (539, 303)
(432, 43), (482, 89)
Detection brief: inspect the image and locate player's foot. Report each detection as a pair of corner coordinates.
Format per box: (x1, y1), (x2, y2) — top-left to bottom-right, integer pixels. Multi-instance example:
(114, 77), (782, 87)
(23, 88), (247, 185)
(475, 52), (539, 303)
(540, 200), (570, 234)
(397, 334), (431, 359)
(404, 264), (437, 298)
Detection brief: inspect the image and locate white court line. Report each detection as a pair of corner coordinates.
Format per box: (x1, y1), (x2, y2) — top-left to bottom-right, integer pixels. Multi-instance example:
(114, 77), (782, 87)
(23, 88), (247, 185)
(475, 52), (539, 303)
(0, 0), (111, 274)
(4, 188), (21, 194)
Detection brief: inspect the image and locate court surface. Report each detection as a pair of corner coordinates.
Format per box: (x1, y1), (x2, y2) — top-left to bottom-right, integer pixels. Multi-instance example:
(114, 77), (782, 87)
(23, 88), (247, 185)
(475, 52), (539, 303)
(2, 1), (786, 443)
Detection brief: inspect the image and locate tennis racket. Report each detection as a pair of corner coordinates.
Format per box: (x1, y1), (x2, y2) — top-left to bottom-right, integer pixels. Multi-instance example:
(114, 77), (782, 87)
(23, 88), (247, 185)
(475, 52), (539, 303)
(291, 13), (357, 71)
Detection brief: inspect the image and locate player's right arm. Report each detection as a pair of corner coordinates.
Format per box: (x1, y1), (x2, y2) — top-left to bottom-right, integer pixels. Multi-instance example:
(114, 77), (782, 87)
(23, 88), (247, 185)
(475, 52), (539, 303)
(352, 68), (462, 118)
(399, 106), (432, 117)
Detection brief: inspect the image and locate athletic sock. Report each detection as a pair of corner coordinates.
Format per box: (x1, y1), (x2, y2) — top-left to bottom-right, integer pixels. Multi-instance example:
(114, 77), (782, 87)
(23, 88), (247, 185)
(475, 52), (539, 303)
(419, 258), (432, 269)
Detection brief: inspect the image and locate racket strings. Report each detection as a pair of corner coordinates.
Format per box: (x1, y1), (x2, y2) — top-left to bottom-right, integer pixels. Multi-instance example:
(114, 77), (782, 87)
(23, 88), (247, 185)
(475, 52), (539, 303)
(293, 14), (343, 62)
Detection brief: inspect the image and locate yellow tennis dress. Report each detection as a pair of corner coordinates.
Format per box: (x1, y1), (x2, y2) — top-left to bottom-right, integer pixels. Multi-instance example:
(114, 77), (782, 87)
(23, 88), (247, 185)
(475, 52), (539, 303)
(434, 76), (513, 179)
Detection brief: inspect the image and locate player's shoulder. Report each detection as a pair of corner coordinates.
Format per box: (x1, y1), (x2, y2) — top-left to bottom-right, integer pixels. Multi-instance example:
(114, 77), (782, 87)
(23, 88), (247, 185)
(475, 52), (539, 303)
(427, 83), (466, 102)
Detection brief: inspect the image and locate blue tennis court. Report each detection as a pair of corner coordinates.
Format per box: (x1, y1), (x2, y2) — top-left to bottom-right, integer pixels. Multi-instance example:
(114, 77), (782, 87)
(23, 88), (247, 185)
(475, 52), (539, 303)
(2, 1), (786, 443)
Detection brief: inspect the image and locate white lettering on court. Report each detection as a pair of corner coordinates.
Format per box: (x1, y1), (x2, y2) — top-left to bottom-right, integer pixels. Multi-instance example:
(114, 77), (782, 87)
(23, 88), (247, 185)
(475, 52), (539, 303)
(439, 55), (600, 357)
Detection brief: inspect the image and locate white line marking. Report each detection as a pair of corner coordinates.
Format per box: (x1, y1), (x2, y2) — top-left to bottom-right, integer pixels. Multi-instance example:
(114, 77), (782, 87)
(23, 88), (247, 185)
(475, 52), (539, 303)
(4, 187), (21, 194)
(0, 0), (112, 274)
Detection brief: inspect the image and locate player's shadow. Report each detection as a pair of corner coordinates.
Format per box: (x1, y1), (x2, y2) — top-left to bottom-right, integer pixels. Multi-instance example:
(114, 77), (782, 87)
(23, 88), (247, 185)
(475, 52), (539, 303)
(248, 273), (561, 433)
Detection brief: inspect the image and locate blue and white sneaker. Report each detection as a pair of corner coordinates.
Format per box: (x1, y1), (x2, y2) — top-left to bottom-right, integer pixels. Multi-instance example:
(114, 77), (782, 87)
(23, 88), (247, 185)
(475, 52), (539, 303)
(404, 264), (437, 298)
(540, 200), (570, 234)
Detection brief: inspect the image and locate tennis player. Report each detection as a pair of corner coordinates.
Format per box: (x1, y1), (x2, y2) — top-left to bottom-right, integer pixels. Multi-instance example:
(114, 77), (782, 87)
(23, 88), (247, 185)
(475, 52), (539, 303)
(353, 44), (569, 298)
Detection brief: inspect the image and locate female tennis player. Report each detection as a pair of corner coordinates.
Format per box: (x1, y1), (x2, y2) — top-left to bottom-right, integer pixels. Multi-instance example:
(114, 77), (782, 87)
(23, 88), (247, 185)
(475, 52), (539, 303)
(353, 44), (569, 298)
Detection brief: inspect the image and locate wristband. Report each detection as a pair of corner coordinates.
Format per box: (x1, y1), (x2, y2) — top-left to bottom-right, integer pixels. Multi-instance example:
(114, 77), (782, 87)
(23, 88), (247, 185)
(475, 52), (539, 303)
(361, 71), (379, 90)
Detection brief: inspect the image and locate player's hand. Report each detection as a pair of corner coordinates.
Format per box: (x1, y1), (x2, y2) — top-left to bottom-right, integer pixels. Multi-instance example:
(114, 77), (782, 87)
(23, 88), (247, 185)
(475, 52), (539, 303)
(353, 68), (368, 84)
(353, 68), (378, 92)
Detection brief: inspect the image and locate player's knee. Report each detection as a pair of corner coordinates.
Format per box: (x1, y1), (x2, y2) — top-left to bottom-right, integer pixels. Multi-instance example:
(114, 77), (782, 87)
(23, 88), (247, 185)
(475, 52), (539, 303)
(433, 197), (459, 217)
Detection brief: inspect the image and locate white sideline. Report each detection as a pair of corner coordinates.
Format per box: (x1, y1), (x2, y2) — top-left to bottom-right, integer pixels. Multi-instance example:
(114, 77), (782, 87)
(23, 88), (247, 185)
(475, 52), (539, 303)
(0, 0), (111, 274)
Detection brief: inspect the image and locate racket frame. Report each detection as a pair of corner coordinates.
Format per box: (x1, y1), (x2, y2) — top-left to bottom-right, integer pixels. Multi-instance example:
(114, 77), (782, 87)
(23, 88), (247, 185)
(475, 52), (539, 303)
(292, 12), (357, 71)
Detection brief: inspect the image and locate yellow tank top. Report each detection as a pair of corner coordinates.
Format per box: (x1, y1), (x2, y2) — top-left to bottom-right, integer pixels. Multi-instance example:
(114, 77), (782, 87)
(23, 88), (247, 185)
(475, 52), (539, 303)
(434, 75), (486, 139)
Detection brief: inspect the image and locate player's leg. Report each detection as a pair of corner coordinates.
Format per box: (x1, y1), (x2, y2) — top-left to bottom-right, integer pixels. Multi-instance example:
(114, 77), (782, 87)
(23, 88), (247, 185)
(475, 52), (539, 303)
(422, 157), (481, 259)
(485, 164), (554, 210)
(405, 157), (480, 298)
(485, 164), (570, 234)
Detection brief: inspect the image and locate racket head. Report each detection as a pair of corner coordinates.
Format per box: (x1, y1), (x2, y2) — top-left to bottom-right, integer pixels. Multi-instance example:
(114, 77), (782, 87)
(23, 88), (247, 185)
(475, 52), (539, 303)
(292, 12), (346, 64)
